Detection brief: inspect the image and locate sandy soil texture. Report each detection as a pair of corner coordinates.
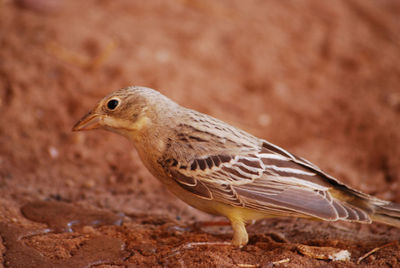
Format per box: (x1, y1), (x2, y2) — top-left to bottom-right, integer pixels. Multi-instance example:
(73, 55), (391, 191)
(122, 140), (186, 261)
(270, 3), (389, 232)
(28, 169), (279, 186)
(1, 0), (400, 267)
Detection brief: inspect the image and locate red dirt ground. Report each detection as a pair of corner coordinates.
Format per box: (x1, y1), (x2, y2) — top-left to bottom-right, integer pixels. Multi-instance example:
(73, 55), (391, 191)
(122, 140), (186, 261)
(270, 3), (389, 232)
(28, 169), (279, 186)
(1, 0), (400, 267)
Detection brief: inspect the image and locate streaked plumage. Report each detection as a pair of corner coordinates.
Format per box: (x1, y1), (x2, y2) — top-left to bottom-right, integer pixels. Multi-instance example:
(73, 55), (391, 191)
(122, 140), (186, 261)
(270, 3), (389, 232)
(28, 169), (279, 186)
(73, 86), (400, 246)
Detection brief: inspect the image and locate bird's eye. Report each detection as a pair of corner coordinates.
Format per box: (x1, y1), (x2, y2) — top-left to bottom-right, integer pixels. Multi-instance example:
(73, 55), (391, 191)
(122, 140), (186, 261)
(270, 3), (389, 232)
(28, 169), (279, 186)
(107, 99), (119, 110)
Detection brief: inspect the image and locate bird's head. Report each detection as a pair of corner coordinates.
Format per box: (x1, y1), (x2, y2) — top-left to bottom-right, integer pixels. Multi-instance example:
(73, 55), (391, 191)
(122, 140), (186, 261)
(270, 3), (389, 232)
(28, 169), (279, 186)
(72, 86), (164, 137)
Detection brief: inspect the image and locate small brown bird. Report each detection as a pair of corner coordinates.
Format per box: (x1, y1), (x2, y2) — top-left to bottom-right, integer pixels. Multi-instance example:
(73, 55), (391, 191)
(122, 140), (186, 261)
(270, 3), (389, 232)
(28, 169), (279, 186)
(73, 86), (400, 246)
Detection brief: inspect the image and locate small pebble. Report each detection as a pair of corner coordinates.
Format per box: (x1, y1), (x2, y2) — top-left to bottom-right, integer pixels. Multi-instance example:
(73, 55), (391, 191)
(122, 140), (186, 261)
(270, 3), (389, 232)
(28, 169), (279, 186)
(48, 146), (59, 159)
(65, 179), (75, 187)
(83, 179), (96, 189)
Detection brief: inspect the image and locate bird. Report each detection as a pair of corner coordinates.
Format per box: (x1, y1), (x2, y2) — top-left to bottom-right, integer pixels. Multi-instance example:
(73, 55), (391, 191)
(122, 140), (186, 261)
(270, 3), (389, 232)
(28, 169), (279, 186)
(73, 86), (400, 247)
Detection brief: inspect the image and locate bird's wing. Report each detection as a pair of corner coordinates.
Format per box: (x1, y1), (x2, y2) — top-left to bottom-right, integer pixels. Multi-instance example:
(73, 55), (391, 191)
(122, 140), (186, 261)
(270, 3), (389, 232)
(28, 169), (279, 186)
(162, 140), (371, 223)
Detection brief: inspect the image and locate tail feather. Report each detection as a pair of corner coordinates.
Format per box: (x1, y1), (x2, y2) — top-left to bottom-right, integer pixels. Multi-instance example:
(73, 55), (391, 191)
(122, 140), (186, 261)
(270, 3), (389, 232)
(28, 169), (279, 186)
(371, 202), (400, 228)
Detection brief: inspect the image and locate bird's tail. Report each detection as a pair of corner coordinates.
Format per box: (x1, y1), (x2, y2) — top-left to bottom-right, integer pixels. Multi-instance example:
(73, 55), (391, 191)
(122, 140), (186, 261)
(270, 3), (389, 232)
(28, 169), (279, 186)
(371, 201), (400, 228)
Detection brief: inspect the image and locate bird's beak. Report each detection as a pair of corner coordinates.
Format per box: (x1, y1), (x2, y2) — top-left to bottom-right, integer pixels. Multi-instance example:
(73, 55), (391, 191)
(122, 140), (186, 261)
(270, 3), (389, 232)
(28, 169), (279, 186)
(72, 112), (103, 131)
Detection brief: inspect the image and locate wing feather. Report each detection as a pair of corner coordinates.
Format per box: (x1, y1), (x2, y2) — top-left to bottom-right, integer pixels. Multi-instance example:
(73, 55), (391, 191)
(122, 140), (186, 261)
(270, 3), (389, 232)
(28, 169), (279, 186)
(170, 170), (212, 200)
(162, 140), (371, 223)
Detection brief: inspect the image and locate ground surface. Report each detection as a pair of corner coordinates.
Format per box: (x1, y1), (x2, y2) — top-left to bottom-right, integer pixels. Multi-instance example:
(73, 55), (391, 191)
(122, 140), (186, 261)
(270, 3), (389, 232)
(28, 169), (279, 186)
(1, 0), (400, 267)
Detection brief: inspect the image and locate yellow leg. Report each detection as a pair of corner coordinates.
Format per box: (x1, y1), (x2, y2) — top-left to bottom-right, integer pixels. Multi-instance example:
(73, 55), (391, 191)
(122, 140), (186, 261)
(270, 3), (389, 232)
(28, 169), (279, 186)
(230, 218), (248, 247)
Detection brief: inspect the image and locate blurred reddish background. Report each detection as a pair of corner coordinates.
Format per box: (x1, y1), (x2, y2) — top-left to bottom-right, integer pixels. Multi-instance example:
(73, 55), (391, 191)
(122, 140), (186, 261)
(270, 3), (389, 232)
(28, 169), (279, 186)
(1, 0), (399, 266)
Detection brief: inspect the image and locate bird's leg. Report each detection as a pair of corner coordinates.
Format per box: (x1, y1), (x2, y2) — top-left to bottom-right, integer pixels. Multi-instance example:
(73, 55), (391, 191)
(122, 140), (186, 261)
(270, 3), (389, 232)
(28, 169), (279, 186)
(230, 218), (248, 247)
